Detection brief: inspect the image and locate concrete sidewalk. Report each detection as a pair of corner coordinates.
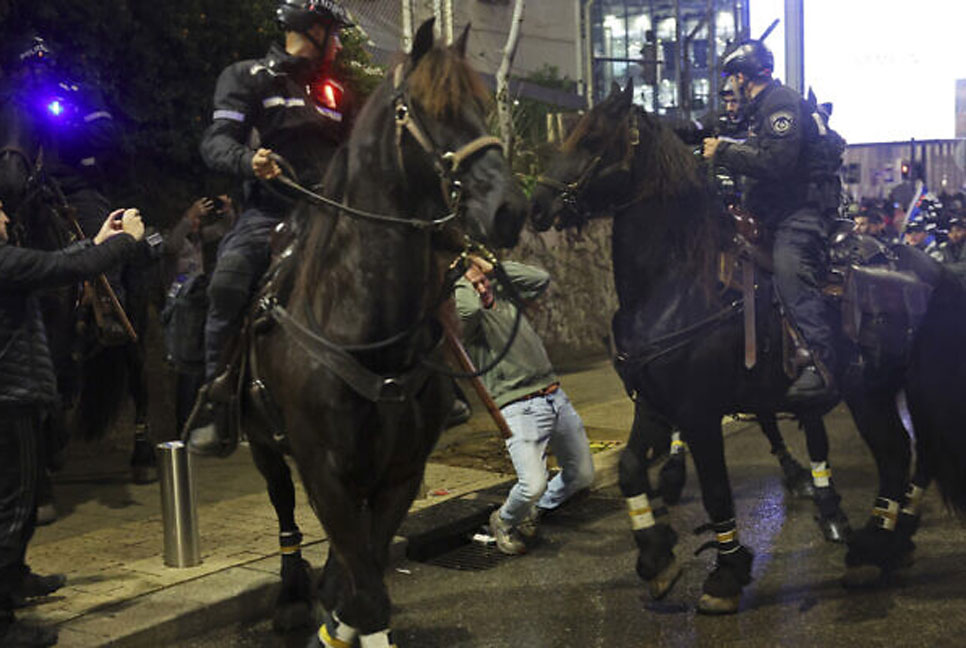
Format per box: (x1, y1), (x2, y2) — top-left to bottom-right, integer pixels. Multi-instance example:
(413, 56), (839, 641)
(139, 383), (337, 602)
(21, 360), (682, 647)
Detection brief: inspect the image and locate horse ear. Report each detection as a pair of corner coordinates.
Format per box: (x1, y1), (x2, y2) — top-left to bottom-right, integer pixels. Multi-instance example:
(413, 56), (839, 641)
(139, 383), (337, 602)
(411, 18), (436, 66)
(621, 79), (634, 108)
(452, 22), (471, 58)
(609, 81), (621, 97)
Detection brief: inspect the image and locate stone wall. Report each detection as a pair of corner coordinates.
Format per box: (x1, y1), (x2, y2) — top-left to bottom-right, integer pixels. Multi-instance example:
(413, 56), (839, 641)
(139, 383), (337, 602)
(505, 219), (618, 366)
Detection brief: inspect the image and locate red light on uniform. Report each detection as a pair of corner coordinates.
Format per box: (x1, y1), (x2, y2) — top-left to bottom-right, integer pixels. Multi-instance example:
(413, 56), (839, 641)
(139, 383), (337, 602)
(311, 78), (344, 110)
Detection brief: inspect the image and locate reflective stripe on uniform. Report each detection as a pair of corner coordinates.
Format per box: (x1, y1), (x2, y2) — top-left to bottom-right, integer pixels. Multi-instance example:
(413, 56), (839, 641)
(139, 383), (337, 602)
(83, 110), (112, 122)
(213, 109), (245, 122)
(262, 97), (306, 108)
(316, 106), (343, 122)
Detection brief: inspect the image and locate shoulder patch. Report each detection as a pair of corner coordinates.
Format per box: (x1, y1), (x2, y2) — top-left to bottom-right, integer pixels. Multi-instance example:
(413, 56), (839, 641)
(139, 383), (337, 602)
(769, 110), (795, 136)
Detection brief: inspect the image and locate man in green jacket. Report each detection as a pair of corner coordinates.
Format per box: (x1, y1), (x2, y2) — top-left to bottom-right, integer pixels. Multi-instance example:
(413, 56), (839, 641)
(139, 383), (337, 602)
(456, 256), (594, 555)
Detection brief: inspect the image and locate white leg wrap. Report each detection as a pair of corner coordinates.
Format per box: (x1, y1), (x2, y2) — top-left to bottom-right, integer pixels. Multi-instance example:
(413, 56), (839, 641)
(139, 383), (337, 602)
(359, 629), (395, 648)
(626, 493), (656, 530)
(319, 612), (359, 648)
(902, 484), (925, 516)
(810, 461), (831, 488)
(670, 431), (686, 454)
(872, 498), (900, 531)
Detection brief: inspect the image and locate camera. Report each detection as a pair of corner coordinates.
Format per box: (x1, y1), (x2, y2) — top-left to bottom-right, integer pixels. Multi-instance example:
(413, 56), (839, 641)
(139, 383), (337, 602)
(206, 196), (227, 212)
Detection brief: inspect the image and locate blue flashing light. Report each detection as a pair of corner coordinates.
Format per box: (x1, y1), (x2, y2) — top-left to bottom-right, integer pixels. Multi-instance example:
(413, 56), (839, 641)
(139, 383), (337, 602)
(47, 99), (64, 117)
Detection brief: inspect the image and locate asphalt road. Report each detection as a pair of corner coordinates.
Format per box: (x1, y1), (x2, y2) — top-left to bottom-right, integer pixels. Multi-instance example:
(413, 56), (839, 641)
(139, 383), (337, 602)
(183, 400), (966, 648)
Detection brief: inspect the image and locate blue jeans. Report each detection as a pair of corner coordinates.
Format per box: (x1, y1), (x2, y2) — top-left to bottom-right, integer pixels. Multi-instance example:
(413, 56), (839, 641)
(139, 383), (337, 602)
(498, 387), (595, 526)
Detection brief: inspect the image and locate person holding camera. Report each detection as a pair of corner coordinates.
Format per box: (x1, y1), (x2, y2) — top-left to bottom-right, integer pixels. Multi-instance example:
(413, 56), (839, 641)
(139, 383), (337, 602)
(162, 196), (235, 434)
(187, 0), (354, 457)
(0, 203), (144, 648)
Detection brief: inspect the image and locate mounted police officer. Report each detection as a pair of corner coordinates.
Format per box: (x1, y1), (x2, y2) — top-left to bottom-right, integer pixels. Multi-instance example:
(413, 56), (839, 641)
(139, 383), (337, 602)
(187, 0), (353, 456)
(703, 39), (844, 405)
(2, 32), (123, 263)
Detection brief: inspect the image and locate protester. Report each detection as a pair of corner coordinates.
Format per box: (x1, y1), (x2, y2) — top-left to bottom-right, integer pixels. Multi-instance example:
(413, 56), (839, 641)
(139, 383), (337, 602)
(161, 196), (234, 434)
(455, 255), (594, 555)
(0, 202), (144, 648)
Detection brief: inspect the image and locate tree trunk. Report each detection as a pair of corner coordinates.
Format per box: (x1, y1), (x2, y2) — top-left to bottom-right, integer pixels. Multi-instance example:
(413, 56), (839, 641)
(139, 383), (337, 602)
(497, 0), (526, 159)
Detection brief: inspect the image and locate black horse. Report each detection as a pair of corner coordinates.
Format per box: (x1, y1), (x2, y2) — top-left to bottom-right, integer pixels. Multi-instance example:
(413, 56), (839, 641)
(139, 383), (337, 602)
(0, 92), (157, 489)
(530, 82), (966, 613)
(235, 20), (526, 642)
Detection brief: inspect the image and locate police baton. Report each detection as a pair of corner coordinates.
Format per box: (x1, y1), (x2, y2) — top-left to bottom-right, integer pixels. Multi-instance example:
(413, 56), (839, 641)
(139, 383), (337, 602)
(438, 301), (513, 440)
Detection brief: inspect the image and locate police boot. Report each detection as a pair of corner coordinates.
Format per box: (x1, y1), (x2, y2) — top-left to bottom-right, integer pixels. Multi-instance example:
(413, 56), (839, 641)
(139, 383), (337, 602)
(184, 375), (238, 458)
(786, 366), (838, 406)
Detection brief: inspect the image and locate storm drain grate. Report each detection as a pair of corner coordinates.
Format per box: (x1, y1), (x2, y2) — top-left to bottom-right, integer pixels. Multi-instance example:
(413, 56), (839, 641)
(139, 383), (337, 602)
(424, 538), (514, 571)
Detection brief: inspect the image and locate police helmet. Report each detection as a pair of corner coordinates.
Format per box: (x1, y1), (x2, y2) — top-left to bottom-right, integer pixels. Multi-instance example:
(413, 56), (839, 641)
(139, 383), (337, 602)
(277, 0), (351, 33)
(4, 31), (53, 73)
(721, 40), (773, 79)
(905, 220), (925, 233)
(948, 215), (965, 229)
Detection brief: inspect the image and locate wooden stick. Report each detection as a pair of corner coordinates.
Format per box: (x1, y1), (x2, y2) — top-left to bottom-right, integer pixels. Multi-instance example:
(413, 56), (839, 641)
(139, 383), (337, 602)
(65, 211), (138, 344)
(438, 306), (513, 440)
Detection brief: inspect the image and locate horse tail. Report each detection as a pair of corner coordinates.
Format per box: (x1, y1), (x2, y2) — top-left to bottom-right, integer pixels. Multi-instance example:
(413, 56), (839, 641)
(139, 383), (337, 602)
(75, 345), (130, 441)
(907, 273), (966, 516)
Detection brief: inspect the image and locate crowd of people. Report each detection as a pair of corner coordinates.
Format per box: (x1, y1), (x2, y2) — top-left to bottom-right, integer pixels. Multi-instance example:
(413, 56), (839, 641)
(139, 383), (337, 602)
(850, 193), (966, 275)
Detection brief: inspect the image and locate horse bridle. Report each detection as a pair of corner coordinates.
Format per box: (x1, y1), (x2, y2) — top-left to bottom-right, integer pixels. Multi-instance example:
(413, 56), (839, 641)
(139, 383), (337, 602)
(265, 62), (522, 403)
(272, 62), (504, 231)
(535, 108), (641, 223)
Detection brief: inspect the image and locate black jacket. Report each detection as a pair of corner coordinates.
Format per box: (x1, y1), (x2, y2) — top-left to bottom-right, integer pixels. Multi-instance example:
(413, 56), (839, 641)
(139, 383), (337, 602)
(0, 234), (136, 407)
(715, 80), (810, 225)
(200, 43), (351, 210)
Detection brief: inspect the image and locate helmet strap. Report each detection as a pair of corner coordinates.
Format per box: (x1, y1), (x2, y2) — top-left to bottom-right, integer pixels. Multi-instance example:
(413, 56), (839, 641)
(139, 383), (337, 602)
(301, 22), (333, 65)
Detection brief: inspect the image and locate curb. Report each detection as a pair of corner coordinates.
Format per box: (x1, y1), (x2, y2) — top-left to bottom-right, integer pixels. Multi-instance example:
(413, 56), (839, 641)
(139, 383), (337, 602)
(54, 446), (624, 646)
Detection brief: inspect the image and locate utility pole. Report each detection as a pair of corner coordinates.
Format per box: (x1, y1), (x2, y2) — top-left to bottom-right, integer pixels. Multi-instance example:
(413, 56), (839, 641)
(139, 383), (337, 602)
(497, 0), (526, 158)
(401, 0), (413, 52)
(784, 0), (804, 94)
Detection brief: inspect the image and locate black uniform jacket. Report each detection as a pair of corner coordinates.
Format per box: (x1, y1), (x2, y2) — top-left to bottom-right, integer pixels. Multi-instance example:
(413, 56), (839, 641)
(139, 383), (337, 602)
(200, 43), (350, 207)
(0, 235), (135, 407)
(715, 80), (808, 225)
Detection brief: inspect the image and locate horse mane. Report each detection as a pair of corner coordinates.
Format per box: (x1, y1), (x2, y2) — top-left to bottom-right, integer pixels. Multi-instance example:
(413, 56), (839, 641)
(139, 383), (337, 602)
(405, 46), (491, 120)
(636, 110), (725, 296)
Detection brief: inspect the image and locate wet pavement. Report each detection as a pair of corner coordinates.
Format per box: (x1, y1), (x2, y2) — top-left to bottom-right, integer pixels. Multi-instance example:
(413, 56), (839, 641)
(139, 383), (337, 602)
(184, 402), (966, 647)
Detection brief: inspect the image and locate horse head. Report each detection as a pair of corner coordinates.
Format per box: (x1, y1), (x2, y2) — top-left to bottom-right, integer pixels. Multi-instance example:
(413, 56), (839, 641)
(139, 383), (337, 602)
(0, 97), (42, 220)
(530, 80), (637, 231)
(347, 18), (526, 249)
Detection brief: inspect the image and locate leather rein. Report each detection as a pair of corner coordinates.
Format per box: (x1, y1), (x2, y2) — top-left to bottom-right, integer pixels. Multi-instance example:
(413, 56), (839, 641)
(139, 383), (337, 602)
(265, 63), (520, 404)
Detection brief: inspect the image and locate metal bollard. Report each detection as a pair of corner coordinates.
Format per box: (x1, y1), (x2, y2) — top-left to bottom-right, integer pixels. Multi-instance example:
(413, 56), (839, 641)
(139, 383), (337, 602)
(157, 441), (201, 567)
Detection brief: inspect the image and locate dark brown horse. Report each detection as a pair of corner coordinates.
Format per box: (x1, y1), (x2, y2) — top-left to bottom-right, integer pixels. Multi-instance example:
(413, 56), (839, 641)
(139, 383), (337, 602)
(530, 81), (966, 614)
(239, 20), (526, 643)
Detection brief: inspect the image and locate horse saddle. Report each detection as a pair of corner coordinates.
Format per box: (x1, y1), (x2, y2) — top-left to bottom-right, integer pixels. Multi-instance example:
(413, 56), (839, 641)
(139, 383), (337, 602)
(718, 216), (934, 374)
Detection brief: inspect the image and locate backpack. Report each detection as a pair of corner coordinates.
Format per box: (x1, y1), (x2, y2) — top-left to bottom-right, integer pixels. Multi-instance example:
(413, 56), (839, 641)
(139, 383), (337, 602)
(161, 272), (208, 373)
(802, 90), (846, 215)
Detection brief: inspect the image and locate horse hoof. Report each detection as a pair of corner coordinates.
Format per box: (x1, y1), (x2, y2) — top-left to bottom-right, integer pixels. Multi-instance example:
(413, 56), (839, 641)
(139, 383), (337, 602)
(273, 601), (313, 632)
(696, 593), (740, 615)
(131, 465), (159, 485)
(647, 558), (682, 600)
(842, 564), (885, 589)
(816, 514), (851, 544)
